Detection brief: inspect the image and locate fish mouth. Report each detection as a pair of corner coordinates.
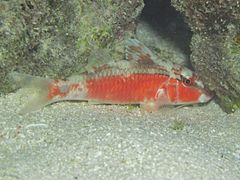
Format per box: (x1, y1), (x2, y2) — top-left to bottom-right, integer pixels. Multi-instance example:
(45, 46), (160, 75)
(198, 90), (214, 103)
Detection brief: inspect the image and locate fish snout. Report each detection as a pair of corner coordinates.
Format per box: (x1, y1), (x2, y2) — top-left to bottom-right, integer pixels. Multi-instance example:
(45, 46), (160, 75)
(198, 90), (214, 103)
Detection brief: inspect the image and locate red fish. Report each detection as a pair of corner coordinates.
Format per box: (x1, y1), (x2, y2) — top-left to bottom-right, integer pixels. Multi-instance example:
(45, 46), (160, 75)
(10, 39), (213, 113)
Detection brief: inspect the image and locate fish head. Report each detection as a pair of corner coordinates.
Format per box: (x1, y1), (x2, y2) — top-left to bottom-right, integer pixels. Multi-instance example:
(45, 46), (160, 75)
(176, 72), (213, 104)
(124, 38), (213, 105)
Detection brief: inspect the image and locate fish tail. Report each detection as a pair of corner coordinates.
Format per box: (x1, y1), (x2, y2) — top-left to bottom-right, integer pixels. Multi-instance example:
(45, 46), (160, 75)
(9, 72), (55, 114)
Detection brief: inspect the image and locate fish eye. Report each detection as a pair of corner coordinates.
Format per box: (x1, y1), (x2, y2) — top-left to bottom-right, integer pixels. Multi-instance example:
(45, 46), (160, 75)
(183, 78), (192, 86)
(185, 79), (191, 85)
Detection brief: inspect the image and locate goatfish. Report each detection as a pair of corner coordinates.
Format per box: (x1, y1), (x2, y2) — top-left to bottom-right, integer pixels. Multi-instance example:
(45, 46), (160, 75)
(10, 39), (213, 114)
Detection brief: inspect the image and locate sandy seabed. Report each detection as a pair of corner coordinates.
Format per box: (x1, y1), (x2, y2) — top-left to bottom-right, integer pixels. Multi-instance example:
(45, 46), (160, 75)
(0, 89), (240, 179)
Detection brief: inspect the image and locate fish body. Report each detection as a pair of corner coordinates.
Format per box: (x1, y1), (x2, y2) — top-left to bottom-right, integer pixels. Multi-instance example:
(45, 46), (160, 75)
(10, 39), (213, 113)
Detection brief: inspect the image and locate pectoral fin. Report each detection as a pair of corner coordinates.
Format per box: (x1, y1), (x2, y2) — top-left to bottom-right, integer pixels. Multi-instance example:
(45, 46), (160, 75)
(140, 100), (160, 112)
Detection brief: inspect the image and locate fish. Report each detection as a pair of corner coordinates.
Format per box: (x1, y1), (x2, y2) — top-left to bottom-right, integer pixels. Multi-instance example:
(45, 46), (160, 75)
(10, 38), (213, 114)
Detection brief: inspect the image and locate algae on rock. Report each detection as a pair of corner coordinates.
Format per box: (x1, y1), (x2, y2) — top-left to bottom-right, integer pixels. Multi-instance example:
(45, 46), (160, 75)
(0, 0), (144, 94)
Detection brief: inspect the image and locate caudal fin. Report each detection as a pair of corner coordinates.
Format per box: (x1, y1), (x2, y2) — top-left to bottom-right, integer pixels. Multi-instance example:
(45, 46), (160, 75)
(9, 72), (54, 114)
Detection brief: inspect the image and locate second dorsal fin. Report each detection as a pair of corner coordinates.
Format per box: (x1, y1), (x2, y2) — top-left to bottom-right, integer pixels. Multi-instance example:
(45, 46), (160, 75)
(125, 38), (157, 65)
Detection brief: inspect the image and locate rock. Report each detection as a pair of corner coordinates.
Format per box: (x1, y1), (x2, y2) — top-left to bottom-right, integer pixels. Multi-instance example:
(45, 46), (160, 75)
(171, 0), (240, 112)
(0, 0), (144, 94)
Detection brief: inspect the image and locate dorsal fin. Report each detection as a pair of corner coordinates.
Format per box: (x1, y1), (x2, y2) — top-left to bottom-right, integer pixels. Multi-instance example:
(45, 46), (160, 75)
(125, 38), (157, 65)
(83, 48), (113, 73)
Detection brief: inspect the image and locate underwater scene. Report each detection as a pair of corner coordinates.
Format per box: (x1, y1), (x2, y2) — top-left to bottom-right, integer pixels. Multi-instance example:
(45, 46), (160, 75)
(0, 0), (240, 179)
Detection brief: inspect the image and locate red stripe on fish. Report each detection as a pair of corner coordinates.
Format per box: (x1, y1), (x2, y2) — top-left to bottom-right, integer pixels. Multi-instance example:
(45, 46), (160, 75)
(86, 74), (170, 103)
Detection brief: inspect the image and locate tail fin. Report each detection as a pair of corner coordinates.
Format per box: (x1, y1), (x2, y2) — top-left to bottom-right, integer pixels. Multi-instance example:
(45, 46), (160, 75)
(9, 72), (54, 114)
